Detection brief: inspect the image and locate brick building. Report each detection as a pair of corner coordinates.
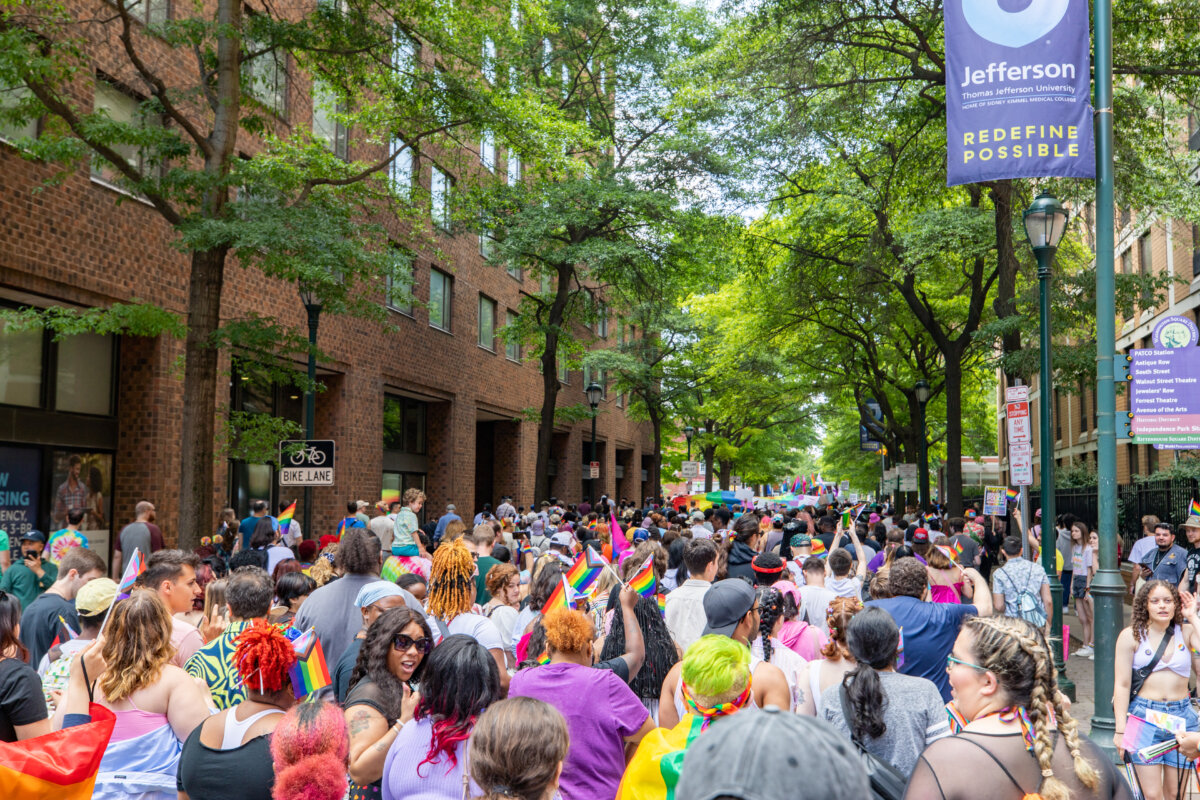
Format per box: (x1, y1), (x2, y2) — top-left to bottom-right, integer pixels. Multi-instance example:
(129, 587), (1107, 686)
(997, 210), (1200, 486)
(0, 15), (653, 567)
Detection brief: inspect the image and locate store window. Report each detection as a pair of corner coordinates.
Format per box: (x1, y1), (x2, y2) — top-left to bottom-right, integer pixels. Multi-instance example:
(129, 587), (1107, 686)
(227, 372), (304, 516)
(56, 333), (115, 415)
(0, 321), (43, 407)
(383, 394), (427, 454)
(0, 318), (115, 415)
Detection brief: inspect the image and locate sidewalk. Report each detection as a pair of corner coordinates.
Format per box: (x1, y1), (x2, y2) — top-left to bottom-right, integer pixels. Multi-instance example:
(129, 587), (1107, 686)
(1058, 599), (1132, 729)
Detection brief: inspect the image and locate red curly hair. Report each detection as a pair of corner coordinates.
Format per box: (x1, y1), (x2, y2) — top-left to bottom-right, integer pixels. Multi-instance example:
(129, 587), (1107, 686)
(542, 606), (594, 655)
(235, 620), (298, 694)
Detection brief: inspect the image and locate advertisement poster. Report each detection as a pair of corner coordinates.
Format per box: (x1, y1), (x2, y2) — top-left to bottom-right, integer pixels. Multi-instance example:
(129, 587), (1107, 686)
(983, 485), (1008, 516)
(944, 0), (1095, 185)
(0, 445), (41, 543)
(49, 451), (112, 569)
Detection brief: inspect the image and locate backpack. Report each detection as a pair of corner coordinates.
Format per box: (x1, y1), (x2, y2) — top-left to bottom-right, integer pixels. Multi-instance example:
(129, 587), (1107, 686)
(1006, 560), (1046, 628)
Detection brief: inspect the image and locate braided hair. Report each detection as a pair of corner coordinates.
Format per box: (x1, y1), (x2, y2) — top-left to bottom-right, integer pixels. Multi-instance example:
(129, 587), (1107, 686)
(962, 616), (1099, 800)
(428, 541), (476, 622)
(599, 593), (679, 702)
(755, 586), (785, 665)
(234, 620), (298, 695)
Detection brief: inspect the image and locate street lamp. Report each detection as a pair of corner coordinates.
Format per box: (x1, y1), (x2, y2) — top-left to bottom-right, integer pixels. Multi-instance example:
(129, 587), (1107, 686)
(587, 382), (603, 504)
(298, 285), (322, 544)
(1023, 190), (1073, 701)
(914, 379), (932, 512)
(683, 425), (695, 460)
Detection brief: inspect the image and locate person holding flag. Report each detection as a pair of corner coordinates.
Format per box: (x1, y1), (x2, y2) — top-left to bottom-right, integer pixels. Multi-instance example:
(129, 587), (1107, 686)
(276, 500), (300, 547)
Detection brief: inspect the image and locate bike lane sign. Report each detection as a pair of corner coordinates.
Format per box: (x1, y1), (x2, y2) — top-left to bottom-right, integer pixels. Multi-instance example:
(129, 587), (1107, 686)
(279, 440), (336, 486)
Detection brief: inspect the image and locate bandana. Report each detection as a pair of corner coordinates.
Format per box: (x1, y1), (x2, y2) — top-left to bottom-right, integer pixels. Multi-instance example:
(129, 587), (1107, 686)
(680, 675), (753, 730)
(946, 702), (1049, 754)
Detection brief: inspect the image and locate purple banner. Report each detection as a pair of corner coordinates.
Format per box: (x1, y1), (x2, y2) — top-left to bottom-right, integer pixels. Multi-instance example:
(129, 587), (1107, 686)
(1130, 349), (1200, 443)
(944, 0), (1095, 186)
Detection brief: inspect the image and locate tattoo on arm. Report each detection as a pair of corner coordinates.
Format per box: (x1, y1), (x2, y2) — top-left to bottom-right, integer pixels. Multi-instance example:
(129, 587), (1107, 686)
(348, 709), (373, 737)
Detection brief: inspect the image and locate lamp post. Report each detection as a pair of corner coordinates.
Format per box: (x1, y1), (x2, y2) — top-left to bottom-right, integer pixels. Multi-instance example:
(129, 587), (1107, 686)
(1023, 191), (1073, 701)
(683, 425), (695, 461)
(587, 382), (603, 504)
(914, 380), (932, 512)
(299, 286), (322, 543)
(1091, 0), (1121, 759)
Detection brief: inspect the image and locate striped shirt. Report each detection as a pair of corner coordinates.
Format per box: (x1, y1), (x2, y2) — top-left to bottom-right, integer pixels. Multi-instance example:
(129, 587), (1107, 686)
(185, 621), (252, 710)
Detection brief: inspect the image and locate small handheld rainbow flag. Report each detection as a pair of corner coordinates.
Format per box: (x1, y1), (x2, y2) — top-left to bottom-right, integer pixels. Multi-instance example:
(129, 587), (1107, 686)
(1190, 498), (1200, 517)
(565, 550), (602, 594)
(656, 593), (667, 618)
(1005, 487), (1020, 503)
(287, 628), (332, 699)
(628, 556), (656, 598)
(544, 575), (576, 612)
(277, 500), (296, 528)
(117, 548), (145, 594)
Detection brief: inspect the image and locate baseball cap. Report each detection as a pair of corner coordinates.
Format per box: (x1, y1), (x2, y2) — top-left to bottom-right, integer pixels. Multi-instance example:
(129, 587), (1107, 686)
(632, 528), (649, 543)
(19, 530), (46, 544)
(354, 580), (407, 608)
(771, 514), (783, 524)
(701, 579), (756, 638)
(912, 528), (929, 543)
(447, 503), (456, 512)
(675, 706), (869, 800)
(790, 535), (811, 548)
(76, 578), (119, 616)
(549, 531), (574, 548)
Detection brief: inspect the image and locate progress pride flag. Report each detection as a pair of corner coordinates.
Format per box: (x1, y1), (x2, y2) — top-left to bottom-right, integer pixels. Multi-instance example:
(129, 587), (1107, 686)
(944, 0), (1095, 185)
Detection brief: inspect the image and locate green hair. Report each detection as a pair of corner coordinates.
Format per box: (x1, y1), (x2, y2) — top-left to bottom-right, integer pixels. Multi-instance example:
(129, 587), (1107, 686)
(682, 635), (751, 700)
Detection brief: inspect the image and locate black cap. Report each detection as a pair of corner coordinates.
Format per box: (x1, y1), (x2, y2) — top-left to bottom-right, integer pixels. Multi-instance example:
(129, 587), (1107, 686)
(19, 530), (46, 543)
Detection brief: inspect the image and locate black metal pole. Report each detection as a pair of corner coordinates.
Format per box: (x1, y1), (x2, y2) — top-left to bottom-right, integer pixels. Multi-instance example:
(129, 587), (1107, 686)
(590, 409), (598, 504)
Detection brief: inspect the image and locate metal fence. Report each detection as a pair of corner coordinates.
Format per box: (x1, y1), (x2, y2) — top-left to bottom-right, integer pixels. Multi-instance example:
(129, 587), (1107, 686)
(967, 477), (1199, 555)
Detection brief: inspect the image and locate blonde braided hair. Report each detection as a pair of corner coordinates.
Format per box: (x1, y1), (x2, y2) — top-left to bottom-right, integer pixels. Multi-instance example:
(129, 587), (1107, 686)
(428, 540), (476, 621)
(962, 616), (1098, 800)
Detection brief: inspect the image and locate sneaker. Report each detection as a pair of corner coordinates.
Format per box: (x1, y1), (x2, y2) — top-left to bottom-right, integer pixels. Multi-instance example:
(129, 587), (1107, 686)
(1074, 645), (1094, 657)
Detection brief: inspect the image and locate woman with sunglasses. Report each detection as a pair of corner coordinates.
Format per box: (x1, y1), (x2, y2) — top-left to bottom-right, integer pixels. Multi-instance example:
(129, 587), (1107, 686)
(906, 615), (1128, 800)
(344, 607), (432, 800)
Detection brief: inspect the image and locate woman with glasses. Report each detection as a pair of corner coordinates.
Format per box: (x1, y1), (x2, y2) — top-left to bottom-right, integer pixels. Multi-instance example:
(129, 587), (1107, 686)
(344, 607), (432, 800)
(428, 541), (509, 695)
(383, 634), (502, 800)
(905, 615), (1129, 800)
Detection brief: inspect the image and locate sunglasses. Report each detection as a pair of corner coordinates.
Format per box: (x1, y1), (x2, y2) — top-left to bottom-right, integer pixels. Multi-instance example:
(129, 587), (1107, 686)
(393, 634), (433, 654)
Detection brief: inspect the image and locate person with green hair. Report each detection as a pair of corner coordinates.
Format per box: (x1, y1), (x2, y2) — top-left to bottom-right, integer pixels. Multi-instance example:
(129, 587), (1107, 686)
(617, 635), (755, 800)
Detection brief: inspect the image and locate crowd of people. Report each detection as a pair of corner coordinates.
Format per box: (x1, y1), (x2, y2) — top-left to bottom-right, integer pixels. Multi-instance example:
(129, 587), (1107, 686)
(5, 489), (1195, 800)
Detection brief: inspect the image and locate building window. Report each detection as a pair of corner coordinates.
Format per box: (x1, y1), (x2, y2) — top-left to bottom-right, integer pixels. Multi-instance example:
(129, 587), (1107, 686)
(1192, 224), (1200, 279)
(596, 304), (608, 337)
(429, 268), (452, 331)
(55, 333), (115, 415)
(123, 0), (169, 25)
(1078, 383), (1086, 433)
(242, 40), (287, 116)
(1119, 207), (1131, 230)
(383, 394), (426, 454)
(478, 295), (496, 350)
(1129, 441), (1139, 475)
(390, 140), (413, 197)
(312, 81), (347, 159)
(91, 79), (159, 183)
(507, 151), (521, 185)
(434, 67), (449, 124)
(393, 29), (420, 82)
(1121, 248), (1132, 275)
(431, 166), (451, 230)
(558, 360), (568, 384)
(482, 38), (497, 84)
(480, 130), (495, 171)
(385, 250), (414, 315)
(543, 38), (553, 75)
(479, 231), (494, 259)
(505, 311), (520, 361)
(506, 263), (522, 281)
(1139, 232), (1153, 304)
(0, 80), (37, 143)
(0, 321), (43, 408)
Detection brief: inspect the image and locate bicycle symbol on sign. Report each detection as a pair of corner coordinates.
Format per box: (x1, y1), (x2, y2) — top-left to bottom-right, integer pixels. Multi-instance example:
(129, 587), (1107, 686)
(288, 445), (326, 466)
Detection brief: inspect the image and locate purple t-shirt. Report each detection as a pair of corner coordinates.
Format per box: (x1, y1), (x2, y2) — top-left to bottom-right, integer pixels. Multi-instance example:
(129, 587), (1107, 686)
(509, 662), (649, 800)
(867, 550), (927, 573)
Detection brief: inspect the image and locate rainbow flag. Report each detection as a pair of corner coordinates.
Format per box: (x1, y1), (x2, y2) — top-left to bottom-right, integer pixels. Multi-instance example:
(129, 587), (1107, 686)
(287, 628), (331, 699)
(628, 556), (655, 598)
(656, 593), (667, 617)
(536, 650), (551, 665)
(617, 714), (707, 800)
(0, 703), (115, 799)
(117, 548), (145, 594)
(1190, 498), (1200, 517)
(1006, 488), (1020, 503)
(544, 575), (576, 612)
(610, 512), (633, 562)
(565, 550), (602, 594)
(277, 500), (296, 528)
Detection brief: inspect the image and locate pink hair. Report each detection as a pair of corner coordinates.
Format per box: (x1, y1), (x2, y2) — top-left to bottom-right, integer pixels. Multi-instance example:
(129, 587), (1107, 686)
(270, 701), (349, 800)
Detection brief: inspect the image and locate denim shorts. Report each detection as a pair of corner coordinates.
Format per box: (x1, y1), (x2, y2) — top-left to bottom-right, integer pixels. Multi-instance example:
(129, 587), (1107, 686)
(1071, 574), (1089, 599)
(1128, 696), (1200, 768)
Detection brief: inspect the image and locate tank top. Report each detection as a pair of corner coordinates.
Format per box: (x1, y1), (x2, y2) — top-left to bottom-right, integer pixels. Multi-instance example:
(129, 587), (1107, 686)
(220, 706), (284, 750)
(1133, 626), (1190, 678)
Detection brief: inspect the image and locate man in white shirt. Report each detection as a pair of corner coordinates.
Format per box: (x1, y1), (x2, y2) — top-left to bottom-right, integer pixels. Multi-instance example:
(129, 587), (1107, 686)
(496, 496), (516, 521)
(665, 538), (720, 653)
(797, 557), (837, 626)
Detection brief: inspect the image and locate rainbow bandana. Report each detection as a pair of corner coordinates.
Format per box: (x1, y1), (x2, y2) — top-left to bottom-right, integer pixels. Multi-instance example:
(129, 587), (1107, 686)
(680, 676), (753, 731)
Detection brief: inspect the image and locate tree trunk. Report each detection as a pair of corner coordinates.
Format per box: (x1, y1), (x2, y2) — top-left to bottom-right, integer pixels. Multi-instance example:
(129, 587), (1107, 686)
(648, 410), (663, 503)
(702, 445), (714, 492)
(177, 246), (228, 550)
(990, 180), (1023, 381)
(533, 268), (572, 502)
(944, 355), (965, 515)
(718, 460), (732, 491)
